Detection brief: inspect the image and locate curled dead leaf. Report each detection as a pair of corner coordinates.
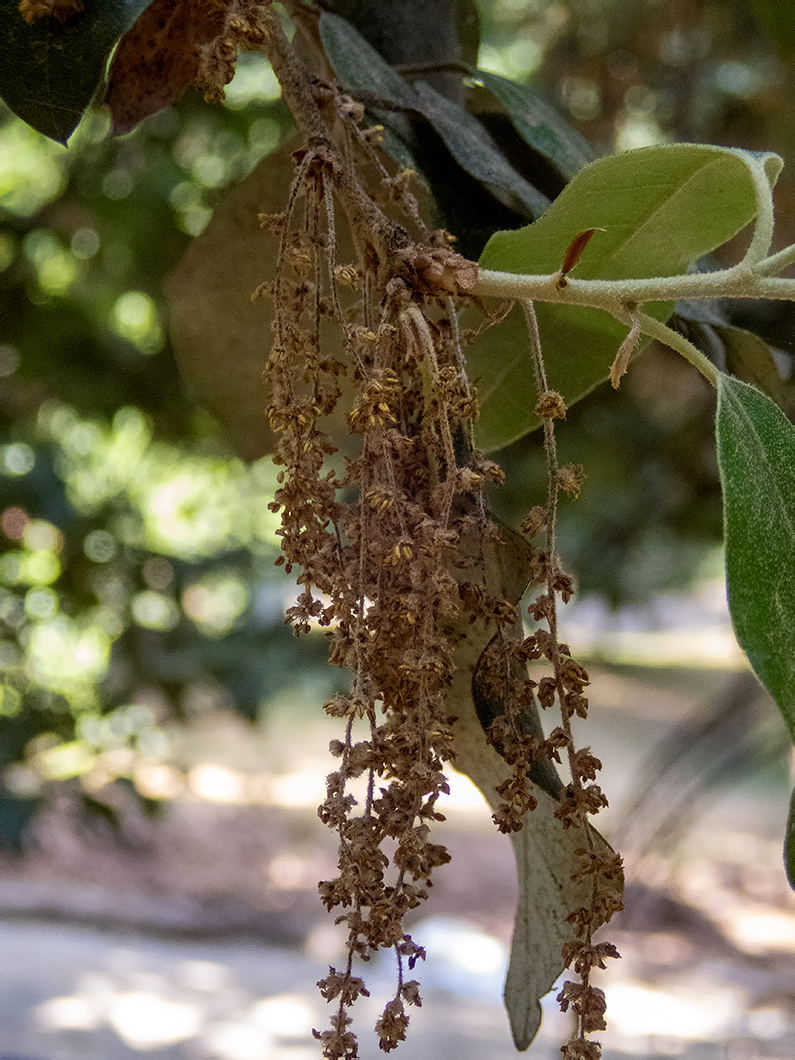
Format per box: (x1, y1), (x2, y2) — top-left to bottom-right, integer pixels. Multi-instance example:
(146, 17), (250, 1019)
(609, 313), (641, 389)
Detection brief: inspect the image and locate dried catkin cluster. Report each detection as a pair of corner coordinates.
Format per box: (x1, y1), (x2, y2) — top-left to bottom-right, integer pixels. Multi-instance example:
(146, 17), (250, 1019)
(520, 304), (623, 1059)
(254, 13), (622, 1054)
(262, 144), (504, 1056)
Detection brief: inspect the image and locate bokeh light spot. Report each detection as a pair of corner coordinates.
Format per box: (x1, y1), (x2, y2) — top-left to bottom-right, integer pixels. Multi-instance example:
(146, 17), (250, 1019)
(24, 519), (63, 552)
(2, 442), (35, 476)
(0, 120), (67, 216)
(109, 991), (202, 1048)
(143, 556), (174, 590)
(111, 291), (163, 354)
(71, 227), (101, 259)
(84, 530), (117, 563)
(0, 684), (22, 717)
(131, 590), (180, 631)
(1, 508), (28, 539)
(25, 587), (58, 620)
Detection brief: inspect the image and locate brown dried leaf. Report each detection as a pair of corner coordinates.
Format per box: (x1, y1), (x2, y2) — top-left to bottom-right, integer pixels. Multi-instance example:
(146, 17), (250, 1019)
(105, 0), (224, 135)
(18, 0), (83, 24)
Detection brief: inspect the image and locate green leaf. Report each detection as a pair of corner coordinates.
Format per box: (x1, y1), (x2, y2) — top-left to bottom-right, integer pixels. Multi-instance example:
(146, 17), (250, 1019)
(468, 67), (596, 180)
(715, 374), (795, 741)
(463, 299), (631, 451)
(319, 10), (417, 110)
(412, 82), (550, 217)
(786, 787), (795, 888)
(473, 144), (782, 451)
(318, 10), (548, 219)
(481, 145), (782, 280)
(0, 0), (151, 143)
(713, 324), (788, 410)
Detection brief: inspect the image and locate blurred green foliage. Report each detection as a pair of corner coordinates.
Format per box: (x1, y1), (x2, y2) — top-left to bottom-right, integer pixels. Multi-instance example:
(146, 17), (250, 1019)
(1, 0), (794, 843)
(0, 56), (337, 840)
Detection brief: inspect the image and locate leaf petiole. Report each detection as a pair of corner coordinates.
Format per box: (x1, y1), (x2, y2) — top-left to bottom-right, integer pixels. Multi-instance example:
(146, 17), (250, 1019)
(628, 309), (719, 388)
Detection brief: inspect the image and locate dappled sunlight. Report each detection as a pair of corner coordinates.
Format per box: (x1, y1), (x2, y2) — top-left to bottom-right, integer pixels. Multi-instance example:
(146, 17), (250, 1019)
(111, 291), (163, 355)
(604, 981), (742, 1042)
(134, 762), (185, 800)
(1, 395), (291, 797)
(408, 916), (508, 997)
(27, 942), (328, 1059)
(188, 763), (248, 804)
(110, 990), (203, 1049)
(0, 117), (66, 216)
(139, 758), (488, 816)
(36, 993), (101, 1031)
(34, 401), (282, 558)
(183, 573), (250, 635)
(23, 229), (80, 296)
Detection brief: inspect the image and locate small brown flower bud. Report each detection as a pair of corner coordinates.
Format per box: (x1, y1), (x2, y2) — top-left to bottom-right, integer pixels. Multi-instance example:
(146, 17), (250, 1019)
(535, 390), (567, 419)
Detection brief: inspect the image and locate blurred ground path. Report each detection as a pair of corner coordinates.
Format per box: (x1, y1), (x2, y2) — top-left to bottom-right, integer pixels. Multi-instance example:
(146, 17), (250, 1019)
(0, 915), (553, 1060)
(0, 894), (793, 1060)
(0, 621), (793, 1058)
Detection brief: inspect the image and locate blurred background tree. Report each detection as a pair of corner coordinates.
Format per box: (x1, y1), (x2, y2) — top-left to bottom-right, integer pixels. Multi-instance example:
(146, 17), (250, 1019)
(1, 0), (793, 846)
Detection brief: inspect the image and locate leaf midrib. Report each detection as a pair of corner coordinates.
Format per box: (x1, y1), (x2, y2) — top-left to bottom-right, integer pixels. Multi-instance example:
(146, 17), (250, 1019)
(584, 155), (745, 277)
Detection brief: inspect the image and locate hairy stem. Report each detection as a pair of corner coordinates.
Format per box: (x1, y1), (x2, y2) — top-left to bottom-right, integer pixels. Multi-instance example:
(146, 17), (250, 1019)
(631, 309), (719, 387)
(757, 241), (795, 276)
(473, 263), (795, 304)
(260, 8), (412, 270)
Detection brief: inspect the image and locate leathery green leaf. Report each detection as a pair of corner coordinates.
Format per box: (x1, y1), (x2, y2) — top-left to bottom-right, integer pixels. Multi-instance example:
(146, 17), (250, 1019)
(473, 144), (782, 451)
(0, 0), (151, 143)
(716, 375), (795, 885)
(318, 11), (549, 218)
(470, 67), (596, 180)
(716, 375), (795, 736)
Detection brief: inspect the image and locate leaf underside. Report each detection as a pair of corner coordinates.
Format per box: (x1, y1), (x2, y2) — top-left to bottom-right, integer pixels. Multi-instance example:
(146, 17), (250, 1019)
(445, 514), (621, 1049)
(165, 140), (362, 461)
(165, 143), (291, 461)
(105, 0), (226, 136)
(715, 374), (795, 887)
(466, 66), (596, 181)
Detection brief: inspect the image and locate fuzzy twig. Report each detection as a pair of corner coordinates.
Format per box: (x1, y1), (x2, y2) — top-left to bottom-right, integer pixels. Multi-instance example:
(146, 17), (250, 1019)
(259, 9), (413, 275)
